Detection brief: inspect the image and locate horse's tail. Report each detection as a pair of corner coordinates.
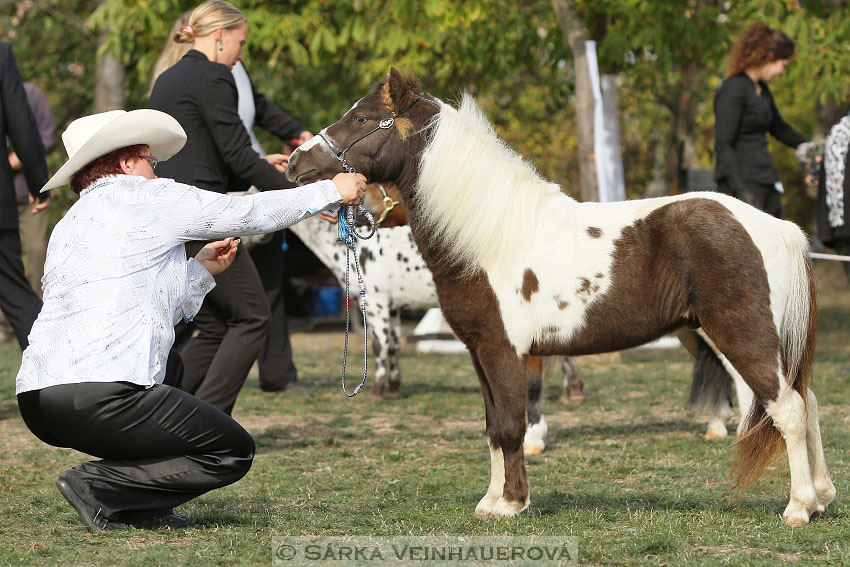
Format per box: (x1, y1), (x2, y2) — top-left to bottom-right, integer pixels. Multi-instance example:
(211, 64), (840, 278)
(732, 221), (817, 491)
(687, 334), (733, 414)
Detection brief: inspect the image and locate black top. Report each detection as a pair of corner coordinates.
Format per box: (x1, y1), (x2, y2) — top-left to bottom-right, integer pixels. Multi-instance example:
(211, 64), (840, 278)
(0, 41), (48, 229)
(148, 49), (288, 194)
(713, 73), (806, 191)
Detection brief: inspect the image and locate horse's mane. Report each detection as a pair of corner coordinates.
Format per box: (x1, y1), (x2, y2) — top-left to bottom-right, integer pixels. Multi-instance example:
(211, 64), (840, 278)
(414, 94), (562, 274)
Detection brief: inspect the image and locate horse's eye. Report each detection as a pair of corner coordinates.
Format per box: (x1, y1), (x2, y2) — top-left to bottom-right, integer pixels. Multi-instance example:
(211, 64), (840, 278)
(354, 115), (368, 124)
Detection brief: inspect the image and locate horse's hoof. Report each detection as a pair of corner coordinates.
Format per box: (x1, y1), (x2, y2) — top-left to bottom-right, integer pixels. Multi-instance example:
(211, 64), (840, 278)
(783, 513), (809, 527)
(382, 391), (401, 400)
(491, 496), (529, 518)
(559, 394), (586, 405)
(523, 443), (544, 457)
(704, 428), (728, 440)
(475, 493), (500, 519)
(783, 497), (816, 526)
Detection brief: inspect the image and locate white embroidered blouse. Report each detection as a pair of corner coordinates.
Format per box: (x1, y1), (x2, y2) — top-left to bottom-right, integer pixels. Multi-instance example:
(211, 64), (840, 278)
(16, 174), (342, 394)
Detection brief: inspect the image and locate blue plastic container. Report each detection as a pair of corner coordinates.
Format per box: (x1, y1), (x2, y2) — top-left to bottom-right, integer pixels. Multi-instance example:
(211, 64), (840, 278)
(313, 285), (343, 316)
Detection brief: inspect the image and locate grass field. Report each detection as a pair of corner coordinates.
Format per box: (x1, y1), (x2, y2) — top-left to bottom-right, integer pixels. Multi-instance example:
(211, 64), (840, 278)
(0, 262), (848, 566)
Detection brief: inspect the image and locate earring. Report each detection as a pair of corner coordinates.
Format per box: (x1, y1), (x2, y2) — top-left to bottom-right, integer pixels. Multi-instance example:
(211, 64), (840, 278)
(218, 40), (223, 51)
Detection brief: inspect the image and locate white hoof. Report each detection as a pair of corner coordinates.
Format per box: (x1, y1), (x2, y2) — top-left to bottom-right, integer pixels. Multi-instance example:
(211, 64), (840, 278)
(490, 496), (529, 518)
(475, 492), (500, 519)
(783, 496), (817, 527)
(704, 419), (728, 440)
(523, 417), (548, 456)
(523, 442), (544, 457)
(813, 482), (837, 517)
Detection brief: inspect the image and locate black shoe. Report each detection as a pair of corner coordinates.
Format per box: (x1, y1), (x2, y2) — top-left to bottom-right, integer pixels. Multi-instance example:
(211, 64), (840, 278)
(55, 476), (126, 533)
(128, 512), (189, 530)
(283, 382), (312, 396)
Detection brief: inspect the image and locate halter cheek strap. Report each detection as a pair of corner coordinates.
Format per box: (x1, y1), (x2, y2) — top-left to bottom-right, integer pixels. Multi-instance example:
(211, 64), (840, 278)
(317, 94), (422, 174)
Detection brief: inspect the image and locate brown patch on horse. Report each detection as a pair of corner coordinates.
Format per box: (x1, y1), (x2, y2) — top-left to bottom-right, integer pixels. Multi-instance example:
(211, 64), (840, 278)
(587, 227), (603, 238)
(554, 296), (569, 310)
(521, 269), (539, 301)
(532, 199), (781, 402)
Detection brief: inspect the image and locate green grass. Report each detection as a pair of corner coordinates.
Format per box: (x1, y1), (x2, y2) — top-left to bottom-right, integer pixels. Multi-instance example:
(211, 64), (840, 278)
(0, 267), (848, 566)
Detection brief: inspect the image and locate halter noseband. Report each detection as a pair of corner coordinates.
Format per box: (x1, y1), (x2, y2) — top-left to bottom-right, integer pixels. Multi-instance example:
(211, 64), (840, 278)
(318, 95), (422, 174)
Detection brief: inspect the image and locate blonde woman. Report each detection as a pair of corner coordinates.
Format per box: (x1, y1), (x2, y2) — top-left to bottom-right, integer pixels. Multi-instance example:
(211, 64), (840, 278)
(149, 1), (299, 415)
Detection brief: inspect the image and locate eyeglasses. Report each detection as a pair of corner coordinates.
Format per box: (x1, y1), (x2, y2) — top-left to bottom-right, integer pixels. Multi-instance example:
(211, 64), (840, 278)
(137, 154), (159, 169)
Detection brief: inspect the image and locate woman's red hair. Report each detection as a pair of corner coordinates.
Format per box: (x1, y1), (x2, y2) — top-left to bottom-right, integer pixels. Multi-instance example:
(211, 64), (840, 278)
(726, 22), (795, 78)
(70, 144), (148, 194)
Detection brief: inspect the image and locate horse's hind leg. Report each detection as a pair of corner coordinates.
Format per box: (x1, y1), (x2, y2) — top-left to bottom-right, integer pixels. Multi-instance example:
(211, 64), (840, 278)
(523, 356), (548, 456)
(700, 328), (816, 524)
(469, 344), (530, 519)
(560, 357), (585, 404)
(764, 386), (819, 526)
(804, 389), (836, 516)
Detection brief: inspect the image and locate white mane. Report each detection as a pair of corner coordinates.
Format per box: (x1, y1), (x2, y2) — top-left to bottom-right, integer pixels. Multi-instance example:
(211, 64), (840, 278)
(415, 94), (562, 273)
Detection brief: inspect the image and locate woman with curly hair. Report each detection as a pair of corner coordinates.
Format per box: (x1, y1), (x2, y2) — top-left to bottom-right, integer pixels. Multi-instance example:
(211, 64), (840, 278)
(713, 22), (807, 218)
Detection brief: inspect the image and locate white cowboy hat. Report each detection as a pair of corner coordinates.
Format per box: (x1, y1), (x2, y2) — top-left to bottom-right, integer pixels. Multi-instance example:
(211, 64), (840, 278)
(41, 109), (187, 192)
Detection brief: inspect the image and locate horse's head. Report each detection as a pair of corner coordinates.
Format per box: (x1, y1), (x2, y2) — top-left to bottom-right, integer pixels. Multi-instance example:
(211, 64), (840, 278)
(287, 67), (435, 187)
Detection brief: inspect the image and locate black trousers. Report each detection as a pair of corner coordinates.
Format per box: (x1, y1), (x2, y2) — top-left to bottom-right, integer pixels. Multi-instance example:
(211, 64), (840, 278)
(16, 349), (254, 523)
(0, 229), (42, 349)
(717, 179), (782, 218)
(249, 231), (299, 391)
(179, 242), (270, 415)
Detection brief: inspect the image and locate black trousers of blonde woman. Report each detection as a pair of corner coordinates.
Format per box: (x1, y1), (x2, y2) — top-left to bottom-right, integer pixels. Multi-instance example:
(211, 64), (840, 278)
(177, 241), (271, 415)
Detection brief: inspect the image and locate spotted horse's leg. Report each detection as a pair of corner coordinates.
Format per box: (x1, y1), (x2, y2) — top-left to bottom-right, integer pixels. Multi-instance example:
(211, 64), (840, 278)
(523, 356), (548, 457)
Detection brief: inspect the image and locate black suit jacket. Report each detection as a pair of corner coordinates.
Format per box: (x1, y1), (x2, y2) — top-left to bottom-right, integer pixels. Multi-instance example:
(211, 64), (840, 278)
(713, 74), (806, 192)
(0, 41), (48, 229)
(148, 50), (288, 194)
(249, 73), (305, 146)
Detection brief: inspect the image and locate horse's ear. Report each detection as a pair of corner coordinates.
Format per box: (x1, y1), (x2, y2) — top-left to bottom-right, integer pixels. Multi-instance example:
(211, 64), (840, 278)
(383, 67), (419, 113)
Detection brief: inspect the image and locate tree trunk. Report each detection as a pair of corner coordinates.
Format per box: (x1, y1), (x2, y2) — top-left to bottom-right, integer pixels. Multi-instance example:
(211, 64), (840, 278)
(649, 61), (700, 198)
(551, 0), (598, 202)
(94, 29), (125, 113)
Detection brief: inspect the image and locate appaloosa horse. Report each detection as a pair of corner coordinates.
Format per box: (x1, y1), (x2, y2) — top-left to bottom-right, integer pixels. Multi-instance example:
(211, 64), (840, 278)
(287, 68), (835, 526)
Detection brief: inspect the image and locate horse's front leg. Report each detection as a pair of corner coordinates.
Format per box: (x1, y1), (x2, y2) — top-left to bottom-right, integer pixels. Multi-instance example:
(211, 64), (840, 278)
(470, 343), (530, 519)
(385, 307), (403, 395)
(368, 300), (393, 397)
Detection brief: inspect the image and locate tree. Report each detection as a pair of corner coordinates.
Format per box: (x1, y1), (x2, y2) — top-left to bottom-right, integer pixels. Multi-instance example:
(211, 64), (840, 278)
(551, 0), (598, 202)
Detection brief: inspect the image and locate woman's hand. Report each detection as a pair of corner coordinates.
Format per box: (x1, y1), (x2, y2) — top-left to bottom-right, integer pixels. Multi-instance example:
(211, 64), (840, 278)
(331, 172), (367, 205)
(265, 153), (289, 173)
(195, 237), (240, 276)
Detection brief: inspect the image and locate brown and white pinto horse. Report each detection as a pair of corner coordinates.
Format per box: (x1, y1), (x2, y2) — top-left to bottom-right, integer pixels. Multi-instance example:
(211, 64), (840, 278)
(287, 68), (835, 526)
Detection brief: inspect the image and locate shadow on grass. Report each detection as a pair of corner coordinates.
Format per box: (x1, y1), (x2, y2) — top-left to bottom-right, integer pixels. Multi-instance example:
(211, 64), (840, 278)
(530, 487), (788, 519)
(550, 419), (704, 441)
(0, 400), (19, 421)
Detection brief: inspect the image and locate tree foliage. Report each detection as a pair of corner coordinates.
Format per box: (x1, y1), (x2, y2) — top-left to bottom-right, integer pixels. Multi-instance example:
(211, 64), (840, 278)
(4, 0), (850, 223)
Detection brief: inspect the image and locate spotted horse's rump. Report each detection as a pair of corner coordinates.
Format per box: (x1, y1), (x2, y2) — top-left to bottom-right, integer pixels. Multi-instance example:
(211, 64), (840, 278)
(287, 68), (834, 526)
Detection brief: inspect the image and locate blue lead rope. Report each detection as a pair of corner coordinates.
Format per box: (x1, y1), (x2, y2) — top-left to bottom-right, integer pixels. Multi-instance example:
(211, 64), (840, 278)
(337, 204), (376, 396)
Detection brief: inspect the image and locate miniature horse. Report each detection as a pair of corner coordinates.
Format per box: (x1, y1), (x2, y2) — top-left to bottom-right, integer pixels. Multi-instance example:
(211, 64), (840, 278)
(287, 68), (835, 526)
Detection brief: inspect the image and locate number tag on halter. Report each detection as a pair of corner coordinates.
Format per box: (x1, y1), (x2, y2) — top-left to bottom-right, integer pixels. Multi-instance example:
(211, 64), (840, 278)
(379, 118), (395, 129)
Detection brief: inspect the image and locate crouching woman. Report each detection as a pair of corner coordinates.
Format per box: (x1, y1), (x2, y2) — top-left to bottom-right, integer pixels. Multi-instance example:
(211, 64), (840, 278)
(15, 109), (365, 531)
